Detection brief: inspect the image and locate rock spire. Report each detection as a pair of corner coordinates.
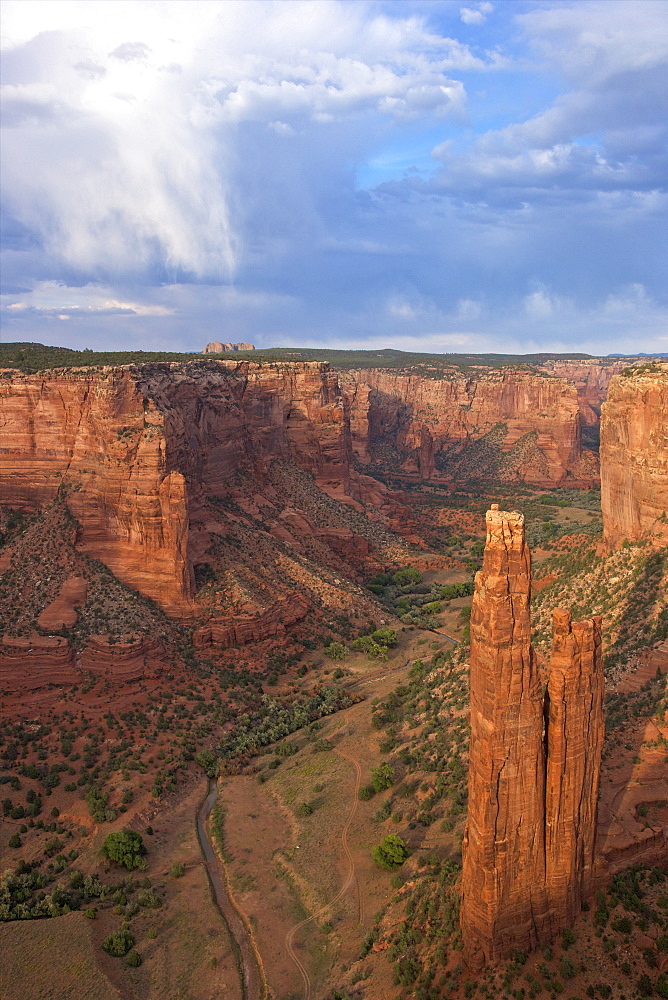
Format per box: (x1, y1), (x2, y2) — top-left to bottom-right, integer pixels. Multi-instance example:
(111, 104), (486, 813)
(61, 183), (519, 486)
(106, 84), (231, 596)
(461, 505), (604, 970)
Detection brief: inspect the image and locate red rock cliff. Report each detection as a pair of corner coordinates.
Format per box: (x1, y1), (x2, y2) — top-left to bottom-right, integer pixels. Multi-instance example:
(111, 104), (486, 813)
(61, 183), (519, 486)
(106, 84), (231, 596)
(600, 363), (668, 548)
(343, 368), (586, 485)
(545, 609), (604, 929)
(0, 360), (358, 614)
(0, 368), (191, 614)
(461, 505), (550, 971)
(538, 359), (628, 428)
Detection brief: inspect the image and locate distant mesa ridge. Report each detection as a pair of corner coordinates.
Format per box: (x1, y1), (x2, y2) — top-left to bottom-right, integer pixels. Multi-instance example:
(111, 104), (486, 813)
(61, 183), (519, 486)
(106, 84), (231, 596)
(202, 341), (255, 353)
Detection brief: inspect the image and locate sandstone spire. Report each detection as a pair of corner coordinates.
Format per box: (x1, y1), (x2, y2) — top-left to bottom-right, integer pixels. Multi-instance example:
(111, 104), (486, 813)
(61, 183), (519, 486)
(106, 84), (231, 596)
(461, 506), (605, 970)
(545, 609), (604, 926)
(461, 505), (550, 971)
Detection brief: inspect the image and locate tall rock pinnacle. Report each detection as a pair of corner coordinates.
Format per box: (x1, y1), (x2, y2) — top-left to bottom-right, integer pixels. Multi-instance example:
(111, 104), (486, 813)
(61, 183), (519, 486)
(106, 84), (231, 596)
(461, 506), (605, 970)
(545, 609), (604, 926)
(461, 505), (550, 971)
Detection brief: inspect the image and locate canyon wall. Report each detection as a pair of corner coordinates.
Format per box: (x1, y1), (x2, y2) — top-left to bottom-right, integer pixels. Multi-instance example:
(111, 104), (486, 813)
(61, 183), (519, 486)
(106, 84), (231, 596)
(343, 368), (588, 485)
(0, 360), (355, 616)
(461, 506), (604, 970)
(600, 363), (668, 548)
(538, 359), (628, 428)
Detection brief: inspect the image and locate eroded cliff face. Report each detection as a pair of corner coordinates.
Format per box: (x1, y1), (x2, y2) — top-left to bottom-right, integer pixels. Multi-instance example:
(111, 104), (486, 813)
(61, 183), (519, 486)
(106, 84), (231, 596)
(461, 506), (605, 970)
(343, 368), (591, 485)
(601, 363), (668, 548)
(0, 368), (191, 614)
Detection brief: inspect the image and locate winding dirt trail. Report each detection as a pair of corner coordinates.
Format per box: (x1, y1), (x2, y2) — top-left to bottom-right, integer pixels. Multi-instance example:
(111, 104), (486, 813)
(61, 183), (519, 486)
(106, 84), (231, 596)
(284, 735), (363, 1000)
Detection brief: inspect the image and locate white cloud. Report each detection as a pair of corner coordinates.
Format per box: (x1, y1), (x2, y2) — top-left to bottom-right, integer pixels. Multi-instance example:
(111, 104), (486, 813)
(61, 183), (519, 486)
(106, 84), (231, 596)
(460, 9), (485, 27)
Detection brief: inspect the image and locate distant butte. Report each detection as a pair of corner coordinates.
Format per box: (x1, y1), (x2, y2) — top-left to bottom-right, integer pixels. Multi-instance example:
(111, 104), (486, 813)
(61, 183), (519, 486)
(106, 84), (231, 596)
(202, 341), (255, 352)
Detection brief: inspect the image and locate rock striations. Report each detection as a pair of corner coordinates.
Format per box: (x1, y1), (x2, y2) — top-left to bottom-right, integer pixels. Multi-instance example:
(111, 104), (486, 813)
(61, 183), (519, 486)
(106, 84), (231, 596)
(600, 362), (668, 549)
(461, 505), (604, 971)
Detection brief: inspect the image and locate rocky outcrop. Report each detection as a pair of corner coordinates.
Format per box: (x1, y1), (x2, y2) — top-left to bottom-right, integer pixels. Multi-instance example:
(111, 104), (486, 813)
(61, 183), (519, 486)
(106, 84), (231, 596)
(0, 631), (163, 690)
(193, 594), (311, 649)
(0, 633), (77, 690)
(343, 368), (587, 485)
(601, 363), (668, 548)
(36, 576), (88, 630)
(77, 634), (164, 680)
(0, 368), (192, 615)
(461, 506), (605, 970)
(545, 609), (604, 929)
(461, 506), (550, 971)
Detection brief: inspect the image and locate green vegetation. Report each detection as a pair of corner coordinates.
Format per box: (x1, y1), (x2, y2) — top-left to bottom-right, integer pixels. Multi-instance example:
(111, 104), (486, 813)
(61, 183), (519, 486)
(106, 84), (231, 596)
(101, 831), (146, 870)
(0, 342), (623, 376)
(102, 927), (135, 957)
(372, 834), (410, 870)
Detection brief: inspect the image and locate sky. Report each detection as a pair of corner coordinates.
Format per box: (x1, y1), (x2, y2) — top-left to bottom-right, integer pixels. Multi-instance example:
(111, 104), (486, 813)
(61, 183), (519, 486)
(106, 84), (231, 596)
(1, 0), (667, 356)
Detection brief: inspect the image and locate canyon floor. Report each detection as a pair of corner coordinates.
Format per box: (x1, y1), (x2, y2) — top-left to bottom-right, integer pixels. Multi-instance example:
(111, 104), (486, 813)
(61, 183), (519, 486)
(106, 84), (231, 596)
(1, 482), (667, 1000)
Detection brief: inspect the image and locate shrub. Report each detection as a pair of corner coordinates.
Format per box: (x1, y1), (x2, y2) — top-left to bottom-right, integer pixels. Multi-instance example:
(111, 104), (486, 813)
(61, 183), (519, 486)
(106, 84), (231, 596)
(358, 785), (374, 801)
(85, 908), (97, 919)
(8, 832), (21, 848)
(101, 830), (146, 869)
(295, 802), (313, 817)
(102, 928), (135, 957)
(392, 568), (422, 586)
(169, 861), (186, 878)
(372, 834), (409, 870)
(126, 950), (142, 967)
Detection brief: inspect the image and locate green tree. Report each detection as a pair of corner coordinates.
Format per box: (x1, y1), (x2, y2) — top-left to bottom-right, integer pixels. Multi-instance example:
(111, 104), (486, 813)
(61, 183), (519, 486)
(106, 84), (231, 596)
(372, 834), (409, 870)
(370, 763), (394, 793)
(324, 642), (348, 660)
(101, 830), (145, 869)
(371, 628), (398, 647)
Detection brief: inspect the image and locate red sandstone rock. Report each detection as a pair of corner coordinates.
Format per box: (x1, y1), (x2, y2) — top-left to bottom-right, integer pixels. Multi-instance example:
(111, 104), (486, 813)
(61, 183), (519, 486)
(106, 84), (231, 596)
(77, 634), (164, 680)
(193, 594), (311, 649)
(601, 362), (668, 548)
(461, 506), (550, 971)
(538, 359), (628, 427)
(36, 576), (88, 630)
(0, 633), (77, 690)
(545, 609), (604, 929)
(461, 508), (606, 970)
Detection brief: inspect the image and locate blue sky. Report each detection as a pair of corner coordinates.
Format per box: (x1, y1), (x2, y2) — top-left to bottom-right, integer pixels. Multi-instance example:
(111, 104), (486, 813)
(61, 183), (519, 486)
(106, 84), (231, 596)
(1, 0), (666, 355)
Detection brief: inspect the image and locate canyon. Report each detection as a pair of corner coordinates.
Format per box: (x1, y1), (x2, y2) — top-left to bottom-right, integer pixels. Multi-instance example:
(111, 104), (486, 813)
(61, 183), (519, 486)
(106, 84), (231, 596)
(1, 347), (666, 999)
(0, 357), (602, 640)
